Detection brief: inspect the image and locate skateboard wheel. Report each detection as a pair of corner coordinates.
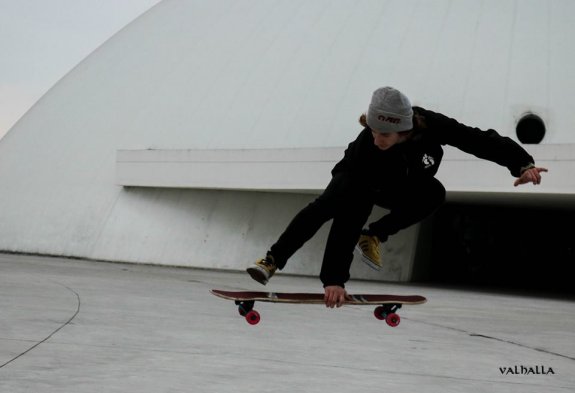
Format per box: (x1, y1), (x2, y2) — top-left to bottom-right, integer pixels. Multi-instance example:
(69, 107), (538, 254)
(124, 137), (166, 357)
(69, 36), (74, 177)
(245, 310), (260, 325)
(374, 306), (386, 320)
(385, 313), (400, 327)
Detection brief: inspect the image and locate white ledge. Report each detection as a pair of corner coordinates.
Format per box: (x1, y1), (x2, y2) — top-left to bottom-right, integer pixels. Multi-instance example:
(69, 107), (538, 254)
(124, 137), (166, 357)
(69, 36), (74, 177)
(116, 144), (575, 205)
(116, 147), (343, 193)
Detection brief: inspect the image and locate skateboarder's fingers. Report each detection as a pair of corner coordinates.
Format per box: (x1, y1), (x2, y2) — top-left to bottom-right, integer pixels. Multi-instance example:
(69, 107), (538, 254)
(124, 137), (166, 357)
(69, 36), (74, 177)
(324, 292), (336, 308)
(514, 167), (547, 187)
(328, 294), (344, 308)
(324, 286), (346, 308)
(336, 293), (345, 308)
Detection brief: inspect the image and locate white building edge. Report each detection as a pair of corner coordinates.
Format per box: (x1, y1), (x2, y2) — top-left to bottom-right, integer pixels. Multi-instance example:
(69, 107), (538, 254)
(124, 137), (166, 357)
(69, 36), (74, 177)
(0, 0), (573, 285)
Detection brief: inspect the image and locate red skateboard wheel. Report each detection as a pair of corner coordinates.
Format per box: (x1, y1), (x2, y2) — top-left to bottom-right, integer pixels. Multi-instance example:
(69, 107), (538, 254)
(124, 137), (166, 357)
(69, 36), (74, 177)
(385, 313), (400, 327)
(245, 310), (260, 325)
(374, 306), (386, 320)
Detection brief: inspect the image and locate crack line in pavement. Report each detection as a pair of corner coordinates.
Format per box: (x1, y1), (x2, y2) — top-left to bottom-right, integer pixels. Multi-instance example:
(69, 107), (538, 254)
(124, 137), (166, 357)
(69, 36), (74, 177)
(0, 284), (80, 369)
(409, 318), (575, 362)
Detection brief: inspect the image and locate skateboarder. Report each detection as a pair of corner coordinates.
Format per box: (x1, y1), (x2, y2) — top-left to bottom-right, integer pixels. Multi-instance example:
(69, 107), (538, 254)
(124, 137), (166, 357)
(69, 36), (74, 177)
(247, 86), (548, 308)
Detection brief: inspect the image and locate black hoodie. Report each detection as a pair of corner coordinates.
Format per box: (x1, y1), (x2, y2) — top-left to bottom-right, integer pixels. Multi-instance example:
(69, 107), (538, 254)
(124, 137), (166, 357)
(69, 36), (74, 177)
(319, 107), (535, 286)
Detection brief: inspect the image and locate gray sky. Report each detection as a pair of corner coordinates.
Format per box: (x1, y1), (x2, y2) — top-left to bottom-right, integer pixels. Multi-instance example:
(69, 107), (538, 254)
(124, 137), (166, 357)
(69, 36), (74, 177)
(0, 0), (162, 139)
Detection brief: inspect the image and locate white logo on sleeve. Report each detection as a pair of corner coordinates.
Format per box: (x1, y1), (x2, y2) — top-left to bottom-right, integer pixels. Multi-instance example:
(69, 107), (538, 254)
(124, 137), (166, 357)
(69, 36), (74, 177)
(422, 154), (435, 168)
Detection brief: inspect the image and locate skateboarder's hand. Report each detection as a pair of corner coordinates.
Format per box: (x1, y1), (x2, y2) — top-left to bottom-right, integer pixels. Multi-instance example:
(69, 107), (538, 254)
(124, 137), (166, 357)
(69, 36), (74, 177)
(514, 166), (547, 187)
(324, 286), (349, 308)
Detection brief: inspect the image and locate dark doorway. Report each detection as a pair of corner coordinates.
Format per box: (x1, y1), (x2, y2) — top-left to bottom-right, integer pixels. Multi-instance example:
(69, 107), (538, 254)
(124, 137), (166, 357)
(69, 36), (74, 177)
(428, 203), (575, 294)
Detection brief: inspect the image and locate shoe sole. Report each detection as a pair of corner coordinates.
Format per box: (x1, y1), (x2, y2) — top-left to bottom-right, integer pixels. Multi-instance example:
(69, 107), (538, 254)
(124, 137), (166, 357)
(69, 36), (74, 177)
(246, 266), (269, 285)
(355, 245), (382, 271)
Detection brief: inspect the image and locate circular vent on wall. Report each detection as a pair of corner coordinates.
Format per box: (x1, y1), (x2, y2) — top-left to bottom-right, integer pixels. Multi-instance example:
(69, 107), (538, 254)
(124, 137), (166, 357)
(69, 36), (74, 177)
(516, 113), (545, 144)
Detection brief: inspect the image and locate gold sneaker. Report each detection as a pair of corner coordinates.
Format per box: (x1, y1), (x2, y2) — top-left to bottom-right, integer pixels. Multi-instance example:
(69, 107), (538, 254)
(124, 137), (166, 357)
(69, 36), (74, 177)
(356, 234), (382, 270)
(246, 255), (277, 285)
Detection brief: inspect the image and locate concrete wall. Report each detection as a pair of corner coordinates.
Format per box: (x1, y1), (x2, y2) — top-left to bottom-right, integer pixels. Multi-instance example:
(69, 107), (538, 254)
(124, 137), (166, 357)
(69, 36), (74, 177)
(90, 187), (420, 281)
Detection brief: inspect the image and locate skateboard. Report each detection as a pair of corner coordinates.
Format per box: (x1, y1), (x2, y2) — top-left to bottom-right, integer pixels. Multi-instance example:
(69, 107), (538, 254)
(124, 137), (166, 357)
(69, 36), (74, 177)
(210, 289), (426, 326)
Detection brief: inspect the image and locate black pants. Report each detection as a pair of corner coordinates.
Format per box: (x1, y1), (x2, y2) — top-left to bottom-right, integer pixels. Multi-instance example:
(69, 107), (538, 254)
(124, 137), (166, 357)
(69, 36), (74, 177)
(269, 171), (446, 286)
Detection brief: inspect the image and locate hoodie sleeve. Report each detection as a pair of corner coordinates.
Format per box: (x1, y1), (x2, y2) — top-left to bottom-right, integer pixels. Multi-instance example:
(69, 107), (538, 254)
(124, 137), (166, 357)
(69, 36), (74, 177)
(421, 108), (535, 177)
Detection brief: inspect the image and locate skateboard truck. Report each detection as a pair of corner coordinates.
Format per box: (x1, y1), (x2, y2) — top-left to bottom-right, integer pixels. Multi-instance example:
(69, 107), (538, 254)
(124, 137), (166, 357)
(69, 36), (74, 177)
(373, 304), (402, 327)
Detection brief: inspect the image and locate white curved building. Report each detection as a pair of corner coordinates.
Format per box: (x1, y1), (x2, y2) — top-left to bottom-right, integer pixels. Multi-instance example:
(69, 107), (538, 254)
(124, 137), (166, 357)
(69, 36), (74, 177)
(0, 0), (573, 287)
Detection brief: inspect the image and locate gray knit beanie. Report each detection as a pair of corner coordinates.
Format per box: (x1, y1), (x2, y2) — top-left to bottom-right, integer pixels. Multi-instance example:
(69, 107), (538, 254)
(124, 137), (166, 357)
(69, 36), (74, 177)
(366, 87), (413, 133)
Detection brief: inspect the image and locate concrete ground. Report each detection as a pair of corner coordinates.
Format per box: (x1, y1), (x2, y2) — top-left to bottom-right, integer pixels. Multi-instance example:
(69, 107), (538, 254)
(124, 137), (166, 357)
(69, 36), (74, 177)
(0, 253), (574, 393)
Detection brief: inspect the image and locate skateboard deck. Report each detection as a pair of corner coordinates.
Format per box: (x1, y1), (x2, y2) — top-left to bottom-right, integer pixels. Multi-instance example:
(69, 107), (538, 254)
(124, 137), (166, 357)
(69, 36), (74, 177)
(211, 289), (426, 326)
